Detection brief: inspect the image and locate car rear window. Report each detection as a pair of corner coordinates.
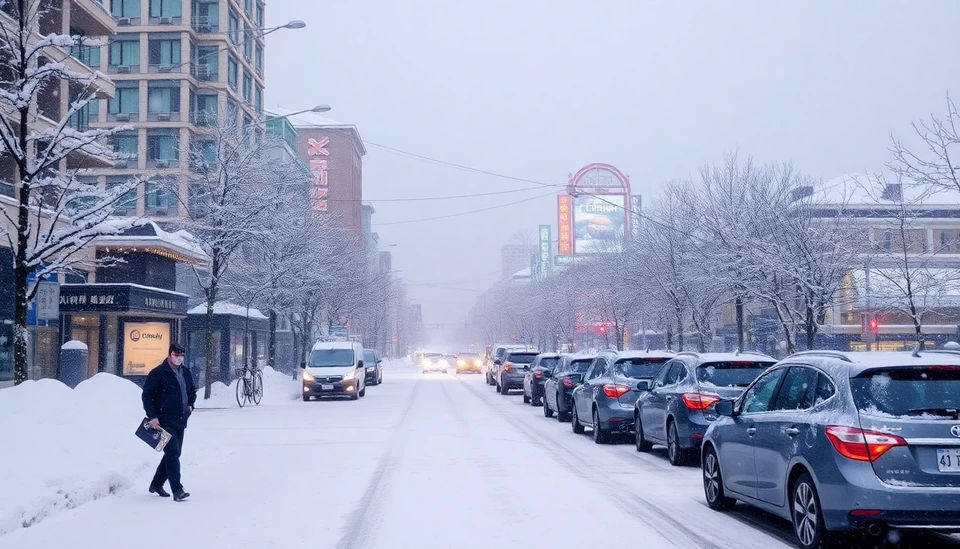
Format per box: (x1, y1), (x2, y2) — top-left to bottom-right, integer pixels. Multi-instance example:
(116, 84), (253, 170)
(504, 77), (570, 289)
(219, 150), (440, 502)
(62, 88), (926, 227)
(852, 366), (960, 418)
(696, 361), (774, 388)
(507, 353), (537, 364)
(615, 357), (670, 379)
(568, 359), (593, 373)
(537, 357), (559, 368)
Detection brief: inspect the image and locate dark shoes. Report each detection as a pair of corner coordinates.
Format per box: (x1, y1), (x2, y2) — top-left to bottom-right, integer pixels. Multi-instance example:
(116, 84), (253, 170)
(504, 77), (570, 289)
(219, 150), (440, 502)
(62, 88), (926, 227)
(173, 490), (190, 502)
(149, 485), (170, 498)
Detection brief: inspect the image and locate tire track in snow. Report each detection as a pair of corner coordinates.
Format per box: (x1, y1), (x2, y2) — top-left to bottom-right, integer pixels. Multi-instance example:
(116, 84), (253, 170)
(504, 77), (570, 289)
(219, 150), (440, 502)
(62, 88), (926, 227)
(455, 375), (728, 549)
(334, 377), (422, 549)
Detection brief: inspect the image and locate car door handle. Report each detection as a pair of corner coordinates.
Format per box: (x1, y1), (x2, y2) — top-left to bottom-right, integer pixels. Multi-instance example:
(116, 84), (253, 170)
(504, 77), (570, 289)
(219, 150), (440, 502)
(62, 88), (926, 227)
(746, 427), (757, 436)
(785, 427), (800, 436)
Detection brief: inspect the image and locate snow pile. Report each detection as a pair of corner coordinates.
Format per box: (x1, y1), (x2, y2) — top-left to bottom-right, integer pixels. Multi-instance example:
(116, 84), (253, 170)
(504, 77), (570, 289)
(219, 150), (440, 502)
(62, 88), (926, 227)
(198, 366), (302, 408)
(0, 374), (154, 536)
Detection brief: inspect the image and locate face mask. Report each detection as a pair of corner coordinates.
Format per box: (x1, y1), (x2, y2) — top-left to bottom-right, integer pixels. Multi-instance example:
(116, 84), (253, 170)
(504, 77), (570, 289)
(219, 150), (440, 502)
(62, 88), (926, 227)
(171, 356), (184, 366)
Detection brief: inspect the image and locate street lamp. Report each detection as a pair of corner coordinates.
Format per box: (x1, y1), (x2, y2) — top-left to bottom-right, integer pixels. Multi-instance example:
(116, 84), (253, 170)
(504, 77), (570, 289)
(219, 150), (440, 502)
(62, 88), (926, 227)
(261, 20), (307, 36)
(272, 105), (332, 121)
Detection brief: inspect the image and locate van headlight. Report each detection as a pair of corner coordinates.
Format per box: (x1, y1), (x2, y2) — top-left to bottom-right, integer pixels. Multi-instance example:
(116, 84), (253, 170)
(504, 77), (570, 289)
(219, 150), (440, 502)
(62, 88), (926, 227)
(302, 371), (315, 382)
(343, 369), (357, 380)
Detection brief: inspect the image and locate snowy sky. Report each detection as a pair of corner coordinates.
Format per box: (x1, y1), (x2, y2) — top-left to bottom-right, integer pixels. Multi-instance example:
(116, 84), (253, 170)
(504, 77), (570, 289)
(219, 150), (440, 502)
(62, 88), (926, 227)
(264, 0), (960, 335)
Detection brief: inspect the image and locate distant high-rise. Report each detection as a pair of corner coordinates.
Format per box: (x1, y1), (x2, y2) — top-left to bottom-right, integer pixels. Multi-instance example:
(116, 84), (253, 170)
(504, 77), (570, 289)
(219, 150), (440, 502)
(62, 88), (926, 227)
(501, 244), (535, 281)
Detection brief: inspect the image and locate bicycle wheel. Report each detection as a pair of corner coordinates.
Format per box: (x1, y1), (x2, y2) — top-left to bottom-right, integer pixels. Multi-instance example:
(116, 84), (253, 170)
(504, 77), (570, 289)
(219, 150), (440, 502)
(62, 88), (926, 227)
(236, 376), (247, 407)
(252, 371), (263, 405)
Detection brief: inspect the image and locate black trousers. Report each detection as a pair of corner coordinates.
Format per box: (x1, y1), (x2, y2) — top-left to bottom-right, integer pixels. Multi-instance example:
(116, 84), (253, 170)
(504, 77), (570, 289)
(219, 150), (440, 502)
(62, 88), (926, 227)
(150, 426), (185, 492)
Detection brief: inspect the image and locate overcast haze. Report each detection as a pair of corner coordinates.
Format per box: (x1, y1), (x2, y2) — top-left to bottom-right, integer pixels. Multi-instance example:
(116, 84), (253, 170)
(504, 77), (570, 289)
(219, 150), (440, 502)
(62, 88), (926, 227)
(264, 1), (960, 332)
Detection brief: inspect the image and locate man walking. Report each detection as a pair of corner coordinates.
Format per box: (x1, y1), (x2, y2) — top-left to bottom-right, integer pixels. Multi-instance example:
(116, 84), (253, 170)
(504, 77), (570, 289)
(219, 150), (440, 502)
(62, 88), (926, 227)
(142, 343), (196, 502)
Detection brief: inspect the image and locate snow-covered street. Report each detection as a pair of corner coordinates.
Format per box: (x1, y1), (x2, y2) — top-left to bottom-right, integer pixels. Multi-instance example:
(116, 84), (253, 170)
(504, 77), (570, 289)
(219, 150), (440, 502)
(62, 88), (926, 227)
(3, 362), (960, 549)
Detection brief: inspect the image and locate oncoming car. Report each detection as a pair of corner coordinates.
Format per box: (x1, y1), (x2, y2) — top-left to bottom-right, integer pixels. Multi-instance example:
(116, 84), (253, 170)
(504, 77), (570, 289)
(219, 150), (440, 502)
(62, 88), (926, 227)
(302, 340), (367, 401)
(421, 353), (448, 374)
(455, 352), (484, 374)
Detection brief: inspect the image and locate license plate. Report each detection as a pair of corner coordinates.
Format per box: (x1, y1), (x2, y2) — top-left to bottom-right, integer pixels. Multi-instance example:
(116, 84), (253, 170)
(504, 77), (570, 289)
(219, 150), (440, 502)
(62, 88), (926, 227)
(321, 384), (335, 390)
(937, 449), (960, 472)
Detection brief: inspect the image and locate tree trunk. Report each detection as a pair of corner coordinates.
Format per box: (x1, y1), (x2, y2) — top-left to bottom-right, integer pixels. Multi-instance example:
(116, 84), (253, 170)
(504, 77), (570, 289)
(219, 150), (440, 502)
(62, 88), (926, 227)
(268, 309), (277, 371)
(676, 307), (684, 351)
(203, 267), (218, 399)
(12, 77), (30, 384)
(665, 322), (673, 351)
(735, 294), (744, 352)
(12, 263), (29, 384)
(805, 303), (816, 351)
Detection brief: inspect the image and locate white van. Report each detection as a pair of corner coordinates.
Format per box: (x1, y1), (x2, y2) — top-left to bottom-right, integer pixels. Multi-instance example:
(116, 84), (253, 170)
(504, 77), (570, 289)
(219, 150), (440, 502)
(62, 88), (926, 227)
(302, 340), (366, 401)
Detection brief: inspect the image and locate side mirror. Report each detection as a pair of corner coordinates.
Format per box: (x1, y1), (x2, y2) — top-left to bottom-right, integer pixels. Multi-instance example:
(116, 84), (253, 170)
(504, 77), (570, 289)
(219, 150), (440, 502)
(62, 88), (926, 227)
(357, 360), (364, 369)
(494, 359), (502, 366)
(715, 399), (736, 417)
(567, 373), (583, 384)
(300, 361), (306, 370)
(523, 364), (530, 370)
(636, 380), (650, 392)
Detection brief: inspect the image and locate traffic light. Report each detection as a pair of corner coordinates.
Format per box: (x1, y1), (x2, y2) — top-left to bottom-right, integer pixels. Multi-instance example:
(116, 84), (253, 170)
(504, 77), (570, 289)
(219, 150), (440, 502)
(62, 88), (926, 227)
(598, 324), (607, 334)
(869, 316), (879, 333)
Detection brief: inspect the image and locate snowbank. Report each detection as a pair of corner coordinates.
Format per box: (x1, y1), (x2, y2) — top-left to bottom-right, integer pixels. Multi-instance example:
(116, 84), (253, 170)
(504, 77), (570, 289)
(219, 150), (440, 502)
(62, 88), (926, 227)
(0, 374), (153, 536)
(197, 366), (302, 408)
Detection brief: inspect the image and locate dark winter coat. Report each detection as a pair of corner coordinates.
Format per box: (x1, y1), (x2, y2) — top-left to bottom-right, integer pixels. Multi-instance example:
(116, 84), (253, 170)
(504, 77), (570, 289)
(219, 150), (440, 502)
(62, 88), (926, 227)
(142, 360), (197, 430)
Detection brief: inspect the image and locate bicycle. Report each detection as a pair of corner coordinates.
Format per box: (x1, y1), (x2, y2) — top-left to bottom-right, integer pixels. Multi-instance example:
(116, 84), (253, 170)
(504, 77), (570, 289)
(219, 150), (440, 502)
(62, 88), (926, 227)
(235, 366), (263, 407)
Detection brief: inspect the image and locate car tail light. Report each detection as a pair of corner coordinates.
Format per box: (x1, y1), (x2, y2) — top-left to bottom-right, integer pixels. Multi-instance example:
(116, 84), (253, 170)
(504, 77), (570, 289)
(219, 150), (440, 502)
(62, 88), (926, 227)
(503, 362), (513, 372)
(825, 426), (907, 462)
(562, 377), (576, 388)
(602, 384), (631, 398)
(681, 392), (721, 410)
(534, 370), (543, 379)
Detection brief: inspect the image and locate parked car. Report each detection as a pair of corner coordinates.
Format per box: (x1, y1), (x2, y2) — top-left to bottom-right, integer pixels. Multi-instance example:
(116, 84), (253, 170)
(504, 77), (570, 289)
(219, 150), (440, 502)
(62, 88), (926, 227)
(486, 344), (528, 386)
(302, 340), (367, 401)
(523, 353), (561, 405)
(635, 351), (776, 465)
(495, 350), (539, 394)
(543, 354), (597, 421)
(421, 352), (448, 374)
(362, 348), (383, 386)
(702, 350), (960, 549)
(571, 350), (675, 443)
(455, 352), (484, 374)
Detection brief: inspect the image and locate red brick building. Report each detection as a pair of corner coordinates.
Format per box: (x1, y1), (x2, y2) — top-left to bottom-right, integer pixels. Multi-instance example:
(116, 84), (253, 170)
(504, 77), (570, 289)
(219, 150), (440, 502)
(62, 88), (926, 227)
(272, 108), (366, 236)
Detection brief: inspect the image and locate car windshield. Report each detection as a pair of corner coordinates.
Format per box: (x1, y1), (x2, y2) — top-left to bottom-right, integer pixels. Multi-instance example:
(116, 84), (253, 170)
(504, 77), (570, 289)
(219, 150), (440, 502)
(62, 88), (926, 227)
(696, 361), (773, 388)
(507, 353), (537, 364)
(363, 351), (376, 363)
(459, 354), (481, 360)
(615, 357), (670, 379)
(852, 366), (960, 418)
(309, 349), (355, 367)
(537, 357), (559, 368)
(568, 359), (594, 373)
(424, 353), (442, 359)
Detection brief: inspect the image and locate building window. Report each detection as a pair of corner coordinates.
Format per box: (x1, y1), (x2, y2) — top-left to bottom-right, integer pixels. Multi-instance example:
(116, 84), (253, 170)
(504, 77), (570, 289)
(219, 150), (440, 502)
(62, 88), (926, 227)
(111, 0), (140, 18)
(244, 0), (253, 15)
(188, 184), (209, 219)
(193, 45), (218, 80)
(70, 28), (100, 68)
(0, 151), (16, 197)
(256, 2), (264, 27)
(190, 138), (217, 171)
(69, 97), (99, 131)
(254, 43), (262, 75)
(108, 36), (140, 70)
(254, 86), (262, 113)
(146, 130), (179, 167)
(243, 26), (252, 60)
(144, 178), (178, 215)
(149, 0), (182, 19)
(192, 0), (219, 31)
(227, 56), (238, 90)
(242, 71), (251, 102)
(147, 82), (181, 119)
(111, 132), (138, 164)
(108, 84), (139, 119)
(148, 36), (181, 68)
(193, 93), (218, 126)
(226, 98), (238, 128)
(106, 176), (138, 216)
(228, 9), (240, 45)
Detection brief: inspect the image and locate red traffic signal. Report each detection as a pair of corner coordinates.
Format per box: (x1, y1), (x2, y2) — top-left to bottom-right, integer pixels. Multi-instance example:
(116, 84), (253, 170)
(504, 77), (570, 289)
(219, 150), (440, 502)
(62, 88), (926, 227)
(869, 317), (879, 333)
(598, 324), (607, 334)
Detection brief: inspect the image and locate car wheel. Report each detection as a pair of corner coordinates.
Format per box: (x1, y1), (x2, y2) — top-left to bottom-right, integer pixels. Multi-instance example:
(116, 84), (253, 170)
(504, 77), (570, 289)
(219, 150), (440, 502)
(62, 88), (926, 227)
(501, 385), (511, 396)
(303, 394), (310, 402)
(523, 393), (531, 404)
(378, 371), (383, 384)
(635, 413), (652, 452)
(350, 391), (360, 401)
(791, 472), (841, 549)
(571, 406), (585, 434)
(359, 385), (366, 397)
(543, 397), (554, 418)
(667, 421), (690, 466)
(592, 409), (610, 444)
(557, 395), (571, 422)
(703, 446), (736, 511)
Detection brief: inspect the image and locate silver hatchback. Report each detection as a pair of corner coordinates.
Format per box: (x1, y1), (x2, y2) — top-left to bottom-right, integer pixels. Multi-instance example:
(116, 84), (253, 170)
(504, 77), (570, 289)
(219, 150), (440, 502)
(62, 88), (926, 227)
(702, 350), (960, 549)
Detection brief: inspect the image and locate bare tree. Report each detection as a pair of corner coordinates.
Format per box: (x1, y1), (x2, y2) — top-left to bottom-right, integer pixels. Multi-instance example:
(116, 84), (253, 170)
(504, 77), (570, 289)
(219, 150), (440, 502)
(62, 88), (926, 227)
(0, 0), (139, 383)
(889, 94), (960, 194)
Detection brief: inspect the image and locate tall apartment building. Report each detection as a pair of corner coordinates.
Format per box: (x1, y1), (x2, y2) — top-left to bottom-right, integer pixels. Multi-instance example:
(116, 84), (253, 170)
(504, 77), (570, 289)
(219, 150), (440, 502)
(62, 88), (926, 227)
(84, 0), (266, 220)
(501, 244), (535, 281)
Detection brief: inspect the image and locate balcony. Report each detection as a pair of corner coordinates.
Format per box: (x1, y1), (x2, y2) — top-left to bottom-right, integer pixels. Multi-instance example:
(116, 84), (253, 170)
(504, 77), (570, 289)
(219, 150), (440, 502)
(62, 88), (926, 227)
(70, 0), (116, 37)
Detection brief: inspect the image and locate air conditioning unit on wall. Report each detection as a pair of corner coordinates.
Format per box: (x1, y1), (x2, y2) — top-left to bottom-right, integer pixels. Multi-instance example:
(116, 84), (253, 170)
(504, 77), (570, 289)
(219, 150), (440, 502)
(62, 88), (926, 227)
(159, 16), (173, 25)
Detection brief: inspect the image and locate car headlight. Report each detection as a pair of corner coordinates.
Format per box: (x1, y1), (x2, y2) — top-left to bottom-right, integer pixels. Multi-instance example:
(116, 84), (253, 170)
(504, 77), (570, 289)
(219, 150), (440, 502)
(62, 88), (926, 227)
(343, 369), (357, 380)
(302, 371), (315, 382)
(439, 360), (448, 366)
(474, 360), (482, 366)
(457, 359), (466, 366)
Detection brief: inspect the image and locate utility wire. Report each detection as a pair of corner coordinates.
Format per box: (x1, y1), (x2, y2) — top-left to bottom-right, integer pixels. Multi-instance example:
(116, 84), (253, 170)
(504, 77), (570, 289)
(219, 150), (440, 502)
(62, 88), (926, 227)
(326, 185), (549, 203)
(372, 189), (557, 226)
